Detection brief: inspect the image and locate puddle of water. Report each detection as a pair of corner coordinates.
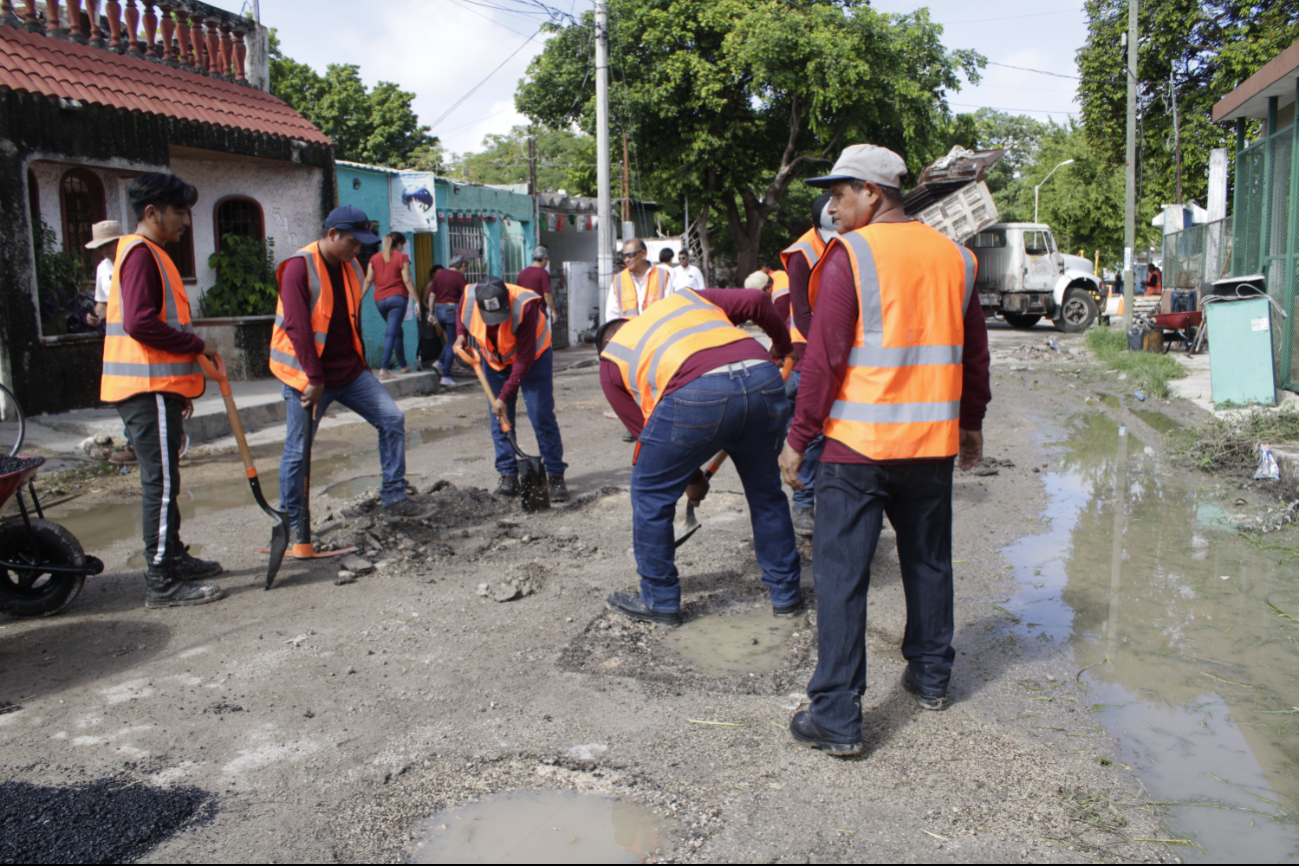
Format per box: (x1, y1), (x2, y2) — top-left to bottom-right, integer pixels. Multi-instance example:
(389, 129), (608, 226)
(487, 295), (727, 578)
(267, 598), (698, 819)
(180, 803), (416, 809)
(1095, 392), (1121, 409)
(409, 790), (671, 864)
(1132, 408), (1184, 435)
(323, 475), (384, 499)
(1005, 412), (1299, 859)
(127, 544), (203, 569)
(664, 605), (800, 677)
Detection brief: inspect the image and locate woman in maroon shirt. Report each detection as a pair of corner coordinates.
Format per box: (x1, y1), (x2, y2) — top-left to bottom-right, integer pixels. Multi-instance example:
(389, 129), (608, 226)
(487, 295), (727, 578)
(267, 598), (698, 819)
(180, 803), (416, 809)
(364, 232), (417, 379)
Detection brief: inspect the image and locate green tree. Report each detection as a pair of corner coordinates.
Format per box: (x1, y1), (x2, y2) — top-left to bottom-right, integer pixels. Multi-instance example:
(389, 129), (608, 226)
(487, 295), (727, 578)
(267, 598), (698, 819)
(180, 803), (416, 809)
(268, 30), (438, 167)
(447, 125), (594, 193)
(516, 0), (983, 275)
(1077, 0), (1299, 209)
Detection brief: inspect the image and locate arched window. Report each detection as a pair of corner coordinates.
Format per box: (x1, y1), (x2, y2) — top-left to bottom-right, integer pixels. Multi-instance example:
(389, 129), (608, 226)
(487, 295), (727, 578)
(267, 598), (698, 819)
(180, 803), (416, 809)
(214, 196), (264, 251)
(60, 169), (105, 276)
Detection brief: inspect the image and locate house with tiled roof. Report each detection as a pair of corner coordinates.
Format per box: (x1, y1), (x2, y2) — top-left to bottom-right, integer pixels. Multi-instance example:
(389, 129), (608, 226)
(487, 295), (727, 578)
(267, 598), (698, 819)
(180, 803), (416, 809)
(0, 0), (336, 416)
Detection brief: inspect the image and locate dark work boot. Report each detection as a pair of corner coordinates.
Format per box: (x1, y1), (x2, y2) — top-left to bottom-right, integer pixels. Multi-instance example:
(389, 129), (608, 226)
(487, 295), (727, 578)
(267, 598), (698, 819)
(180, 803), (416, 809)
(175, 547), (223, 580)
(144, 567), (224, 609)
(792, 506), (815, 538)
(621, 430), (637, 443)
(493, 475), (519, 497)
(789, 710), (863, 757)
(548, 475), (569, 503)
(606, 591), (680, 626)
(902, 668), (950, 711)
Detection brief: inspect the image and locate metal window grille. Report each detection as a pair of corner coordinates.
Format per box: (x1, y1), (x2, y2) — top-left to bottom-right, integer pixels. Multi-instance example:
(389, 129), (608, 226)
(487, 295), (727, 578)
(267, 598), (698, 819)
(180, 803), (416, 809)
(216, 198), (263, 249)
(61, 174), (99, 276)
(448, 222), (488, 282)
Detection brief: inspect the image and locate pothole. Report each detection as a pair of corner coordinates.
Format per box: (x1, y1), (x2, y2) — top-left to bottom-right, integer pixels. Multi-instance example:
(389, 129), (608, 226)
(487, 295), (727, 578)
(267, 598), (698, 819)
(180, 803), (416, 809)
(662, 604), (801, 678)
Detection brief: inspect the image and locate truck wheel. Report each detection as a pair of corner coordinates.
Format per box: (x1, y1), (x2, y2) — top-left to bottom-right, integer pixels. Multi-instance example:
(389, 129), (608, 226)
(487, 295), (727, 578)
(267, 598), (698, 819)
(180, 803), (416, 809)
(0, 519), (87, 617)
(1003, 314), (1042, 329)
(1054, 289), (1098, 333)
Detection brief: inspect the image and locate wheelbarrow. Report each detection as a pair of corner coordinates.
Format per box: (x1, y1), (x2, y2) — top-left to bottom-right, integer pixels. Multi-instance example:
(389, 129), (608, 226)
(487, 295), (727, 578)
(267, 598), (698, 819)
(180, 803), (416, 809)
(1144, 310), (1203, 354)
(0, 383), (103, 617)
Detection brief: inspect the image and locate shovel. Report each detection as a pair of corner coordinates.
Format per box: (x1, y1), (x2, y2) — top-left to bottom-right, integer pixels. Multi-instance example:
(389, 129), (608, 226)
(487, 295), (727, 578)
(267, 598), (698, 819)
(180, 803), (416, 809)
(456, 345), (550, 513)
(197, 354), (291, 590)
(674, 356), (796, 547)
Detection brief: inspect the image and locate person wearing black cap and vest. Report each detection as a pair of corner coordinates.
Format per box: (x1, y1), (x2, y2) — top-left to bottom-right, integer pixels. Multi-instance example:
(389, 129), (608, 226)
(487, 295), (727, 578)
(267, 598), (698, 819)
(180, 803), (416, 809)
(272, 206), (437, 527)
(454, 277), (569, 502)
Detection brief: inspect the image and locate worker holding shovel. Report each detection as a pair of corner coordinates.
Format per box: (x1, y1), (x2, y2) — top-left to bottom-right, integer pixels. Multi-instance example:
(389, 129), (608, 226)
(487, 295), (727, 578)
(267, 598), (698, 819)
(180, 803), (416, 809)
(453, 277), (569, 503)
(597, 288), (800, 627)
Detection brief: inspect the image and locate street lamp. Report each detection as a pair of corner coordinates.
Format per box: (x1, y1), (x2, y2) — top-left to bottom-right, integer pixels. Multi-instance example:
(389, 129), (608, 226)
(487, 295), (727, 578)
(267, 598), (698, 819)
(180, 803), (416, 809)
(1034, 159), (1075, 224)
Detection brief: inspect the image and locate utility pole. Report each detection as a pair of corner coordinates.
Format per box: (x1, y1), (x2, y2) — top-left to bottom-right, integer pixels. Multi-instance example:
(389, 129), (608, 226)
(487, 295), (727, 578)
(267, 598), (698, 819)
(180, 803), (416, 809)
(527, 134), (538, 238)
(1122, 0), (1138, 332)
(1170, 71), (1182, 204)
(595, 0), (613, 324)
(621, 131), (631, 224)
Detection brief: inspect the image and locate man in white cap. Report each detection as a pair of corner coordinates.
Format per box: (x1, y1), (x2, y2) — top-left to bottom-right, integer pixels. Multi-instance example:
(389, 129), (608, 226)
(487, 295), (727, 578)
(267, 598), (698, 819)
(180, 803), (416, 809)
(85, 219), (141, 465)
(778, 144), (991, 756)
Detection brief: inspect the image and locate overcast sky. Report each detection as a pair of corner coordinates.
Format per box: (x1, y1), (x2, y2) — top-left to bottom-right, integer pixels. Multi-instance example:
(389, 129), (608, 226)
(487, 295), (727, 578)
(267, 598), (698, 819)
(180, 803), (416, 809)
(211, 0), (1086, 155)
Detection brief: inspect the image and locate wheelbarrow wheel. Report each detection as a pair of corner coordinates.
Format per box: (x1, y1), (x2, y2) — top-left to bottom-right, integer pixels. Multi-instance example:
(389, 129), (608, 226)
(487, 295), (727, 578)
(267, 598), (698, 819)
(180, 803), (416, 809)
(0, 519), (86, 617)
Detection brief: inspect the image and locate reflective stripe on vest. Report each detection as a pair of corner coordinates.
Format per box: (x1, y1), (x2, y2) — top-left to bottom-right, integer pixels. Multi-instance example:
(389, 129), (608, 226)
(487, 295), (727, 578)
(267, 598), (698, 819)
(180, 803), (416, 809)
(462, 283), (552, 371)
(618, 267), (668, 316)
(823, 223), (975, 461)
(100, 235), (205, 402)
(600, 289), (754, 421)
(269, 243), (366, 390)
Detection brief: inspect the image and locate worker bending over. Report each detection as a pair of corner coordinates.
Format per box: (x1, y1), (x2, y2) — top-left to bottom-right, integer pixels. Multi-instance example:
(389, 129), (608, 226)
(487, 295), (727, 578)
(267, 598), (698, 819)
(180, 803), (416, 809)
(598, 288), (800, 626)
(455, 277), (569, 503)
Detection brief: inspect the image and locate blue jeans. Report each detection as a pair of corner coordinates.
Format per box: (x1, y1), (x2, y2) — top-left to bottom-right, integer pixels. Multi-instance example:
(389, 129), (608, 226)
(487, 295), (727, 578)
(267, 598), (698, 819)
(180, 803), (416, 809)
(809, 459), (956, 741)
(481, 348), (567, 478)
(784, 369), (823, 508)
(376, 295), (408, 370)
(435, 304), (458, 371)
(278, 371), (409, 533)
(632, 361), (800, 612)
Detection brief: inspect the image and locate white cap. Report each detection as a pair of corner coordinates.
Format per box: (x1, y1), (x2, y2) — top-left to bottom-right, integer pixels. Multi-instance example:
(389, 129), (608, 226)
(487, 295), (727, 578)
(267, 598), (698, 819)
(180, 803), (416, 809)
(805, 144), (907, 190)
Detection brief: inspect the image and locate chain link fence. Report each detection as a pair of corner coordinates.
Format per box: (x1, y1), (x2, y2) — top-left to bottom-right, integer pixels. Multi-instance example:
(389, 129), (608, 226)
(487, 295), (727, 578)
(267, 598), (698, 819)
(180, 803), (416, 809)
(1163, 217), (1234, 290)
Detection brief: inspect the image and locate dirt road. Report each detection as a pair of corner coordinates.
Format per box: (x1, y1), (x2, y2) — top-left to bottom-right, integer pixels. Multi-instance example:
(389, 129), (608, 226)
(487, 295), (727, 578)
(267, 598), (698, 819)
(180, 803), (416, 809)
(1, 324), (1194, 863)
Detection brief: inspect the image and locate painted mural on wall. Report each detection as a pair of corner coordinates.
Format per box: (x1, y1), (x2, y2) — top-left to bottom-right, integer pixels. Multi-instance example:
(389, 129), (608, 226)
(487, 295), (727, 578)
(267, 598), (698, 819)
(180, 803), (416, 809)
(391, 171), (439, 233)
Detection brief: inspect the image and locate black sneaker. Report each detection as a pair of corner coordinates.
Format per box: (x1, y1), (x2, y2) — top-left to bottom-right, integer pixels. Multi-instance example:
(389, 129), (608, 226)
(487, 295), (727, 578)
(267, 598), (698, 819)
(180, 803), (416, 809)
(792, 506), (815, 538)
(789, 710), (863, 757)
(383, 498), (437, 521)
(621, 431), (637, 443)
(175, 548), (222, 580)
(145, 568), (224, 609)
(605, 591), (680, 626)
(902, 668), (949, 711)
(773, 593), (804, 617)
(493, 475), (519, 497)
(548, 475), (569, 503)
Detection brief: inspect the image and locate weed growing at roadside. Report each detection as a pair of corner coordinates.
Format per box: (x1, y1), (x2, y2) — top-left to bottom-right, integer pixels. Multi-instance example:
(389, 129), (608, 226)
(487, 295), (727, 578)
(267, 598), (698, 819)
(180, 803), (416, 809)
(1083, 326), (1187, 398)
(1167, 410), (1299, 474)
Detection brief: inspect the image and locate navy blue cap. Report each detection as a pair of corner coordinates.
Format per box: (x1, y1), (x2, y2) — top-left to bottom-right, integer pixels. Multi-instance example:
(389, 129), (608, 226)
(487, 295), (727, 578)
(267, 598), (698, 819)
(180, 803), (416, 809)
(324, 206), (380, 245)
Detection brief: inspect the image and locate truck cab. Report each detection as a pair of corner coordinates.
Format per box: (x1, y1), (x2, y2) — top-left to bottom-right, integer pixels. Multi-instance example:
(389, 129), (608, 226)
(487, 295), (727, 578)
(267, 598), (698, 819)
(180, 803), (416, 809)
(966, 223), (1103, 332)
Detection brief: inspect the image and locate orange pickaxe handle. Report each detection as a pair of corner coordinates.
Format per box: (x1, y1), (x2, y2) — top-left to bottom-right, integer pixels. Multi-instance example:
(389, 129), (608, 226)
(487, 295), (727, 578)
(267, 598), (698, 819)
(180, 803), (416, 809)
(196, 353), (257, 478)
(456, 344), (511, 433)
(702, 355), (797, 479)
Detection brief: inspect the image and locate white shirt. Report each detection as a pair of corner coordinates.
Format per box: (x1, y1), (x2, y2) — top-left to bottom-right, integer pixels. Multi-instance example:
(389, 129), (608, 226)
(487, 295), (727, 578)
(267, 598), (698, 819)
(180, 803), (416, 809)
(604, 265), (677, 321)
(671, 263), (706, 293)
(94, 257), (114, 304)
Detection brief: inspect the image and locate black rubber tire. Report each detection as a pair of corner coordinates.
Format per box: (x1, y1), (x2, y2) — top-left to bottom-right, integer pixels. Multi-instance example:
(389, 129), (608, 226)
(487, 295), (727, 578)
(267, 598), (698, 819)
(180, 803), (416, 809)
(1003, 313), (1042, 329)
(1053, 288), (1099, 333)
(0, 519), (87, 617)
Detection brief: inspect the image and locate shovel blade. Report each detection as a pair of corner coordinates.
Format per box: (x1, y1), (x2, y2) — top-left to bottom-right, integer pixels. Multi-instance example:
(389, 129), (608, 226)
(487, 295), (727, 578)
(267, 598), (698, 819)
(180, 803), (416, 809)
(519, 455), (550, 513)
(674, 503), (700, 547)
(265, 519), (289, 590)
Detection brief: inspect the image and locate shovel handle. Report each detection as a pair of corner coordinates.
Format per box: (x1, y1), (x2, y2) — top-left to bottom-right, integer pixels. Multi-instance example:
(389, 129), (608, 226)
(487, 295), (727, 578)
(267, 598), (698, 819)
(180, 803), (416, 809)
(457, 344), (512, 433)
(196, 353), (257, 477)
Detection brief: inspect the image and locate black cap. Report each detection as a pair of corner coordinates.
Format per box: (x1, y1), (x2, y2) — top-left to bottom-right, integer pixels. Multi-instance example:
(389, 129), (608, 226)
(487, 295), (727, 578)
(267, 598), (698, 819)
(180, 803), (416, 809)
(475, 276), (511, 325)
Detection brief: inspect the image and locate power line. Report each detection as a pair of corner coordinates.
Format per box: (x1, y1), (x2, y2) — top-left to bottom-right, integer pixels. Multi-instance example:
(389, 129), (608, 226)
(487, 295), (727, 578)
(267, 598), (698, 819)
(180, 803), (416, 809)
(446, 0), (535, 38)
(985, 61), (1079, 80)
(429, 29), (542, 131)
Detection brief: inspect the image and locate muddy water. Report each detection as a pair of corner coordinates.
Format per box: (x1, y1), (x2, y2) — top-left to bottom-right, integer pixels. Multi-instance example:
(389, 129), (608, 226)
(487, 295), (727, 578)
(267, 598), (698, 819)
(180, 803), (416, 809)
(665, 605), (801, 677)
(408, 790), (671, 863)
(1004, 412), (1299, 860)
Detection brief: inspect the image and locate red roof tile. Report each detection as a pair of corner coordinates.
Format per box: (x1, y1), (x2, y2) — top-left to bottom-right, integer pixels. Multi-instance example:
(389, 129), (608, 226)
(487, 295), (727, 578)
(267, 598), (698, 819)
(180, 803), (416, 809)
(0, 27), (331, 146)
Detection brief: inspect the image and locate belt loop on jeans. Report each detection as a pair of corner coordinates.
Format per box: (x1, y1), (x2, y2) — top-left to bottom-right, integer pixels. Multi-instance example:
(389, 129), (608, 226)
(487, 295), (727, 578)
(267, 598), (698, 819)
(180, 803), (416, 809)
(702, 358), (765, 378)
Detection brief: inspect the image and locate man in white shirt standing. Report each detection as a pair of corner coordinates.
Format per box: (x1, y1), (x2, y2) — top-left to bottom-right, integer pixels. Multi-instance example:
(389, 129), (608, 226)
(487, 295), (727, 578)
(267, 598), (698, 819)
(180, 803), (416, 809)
(603, 237), (675, 323)
(84, 219), (124, 328)
(672, 248), (707, 293)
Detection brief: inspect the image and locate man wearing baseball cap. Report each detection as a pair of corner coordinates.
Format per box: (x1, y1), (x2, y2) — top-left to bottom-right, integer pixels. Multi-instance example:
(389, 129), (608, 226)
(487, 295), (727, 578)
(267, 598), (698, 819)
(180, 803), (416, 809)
(272, 206), (436, 531)
(778, 144), (991, 756)
(453, 276), (568, 502)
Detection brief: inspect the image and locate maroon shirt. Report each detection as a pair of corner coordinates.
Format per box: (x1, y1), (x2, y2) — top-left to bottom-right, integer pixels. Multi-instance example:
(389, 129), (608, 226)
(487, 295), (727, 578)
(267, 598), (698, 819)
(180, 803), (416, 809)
(119, 243), (205, 357)
(456, 296), (543, 405)
(786, 239), (991, 464)
(600, 289), (792, 438)
(787, 253), (813, 340)
(431, 268), (468, 306)
(516, 265), (552, 298)
(279, 257), (368, 388)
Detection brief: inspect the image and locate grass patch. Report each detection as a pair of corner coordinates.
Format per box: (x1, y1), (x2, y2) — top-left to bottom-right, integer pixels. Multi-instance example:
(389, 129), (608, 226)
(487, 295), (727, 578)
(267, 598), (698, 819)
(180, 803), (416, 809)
(1167, 410), (1299, 474)
(1084, 326), (1187, 398)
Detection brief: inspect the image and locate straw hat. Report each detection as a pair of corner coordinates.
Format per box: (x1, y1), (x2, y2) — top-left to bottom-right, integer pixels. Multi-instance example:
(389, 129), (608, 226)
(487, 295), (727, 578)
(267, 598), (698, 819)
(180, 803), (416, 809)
(85, 220), (123, 249)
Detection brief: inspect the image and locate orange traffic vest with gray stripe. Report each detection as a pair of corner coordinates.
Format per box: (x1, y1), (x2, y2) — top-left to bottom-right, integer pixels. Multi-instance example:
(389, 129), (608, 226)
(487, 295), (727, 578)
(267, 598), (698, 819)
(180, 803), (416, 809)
(824, 221), (976, 461)
(780, 228), (828, 307)
(269, 242), (365, 391)
(617, 266), (671, 316)
(769, 269), (805, 344)
(100, 235), (205, 402)
(600, 289), (753, 423)
(461, 282), (552, 372)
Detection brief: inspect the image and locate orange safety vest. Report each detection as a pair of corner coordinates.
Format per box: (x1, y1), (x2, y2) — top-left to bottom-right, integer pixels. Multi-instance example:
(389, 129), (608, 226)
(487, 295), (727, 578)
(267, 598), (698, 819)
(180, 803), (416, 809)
(781, 229), (829, 343)
(823, 222), (976, 461)
(460, 282), (552, 372)
(617, 266), (671, 316)
(770, 269), (805, 345)
(269, 242), (366, 391)
(100, 235), (205, 402)
(601, 289), (754, 423)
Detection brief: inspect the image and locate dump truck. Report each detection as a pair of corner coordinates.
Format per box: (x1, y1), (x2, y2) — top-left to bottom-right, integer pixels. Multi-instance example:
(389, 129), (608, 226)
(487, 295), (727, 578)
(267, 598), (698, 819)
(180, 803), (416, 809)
(905, 148), (1105, 332)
